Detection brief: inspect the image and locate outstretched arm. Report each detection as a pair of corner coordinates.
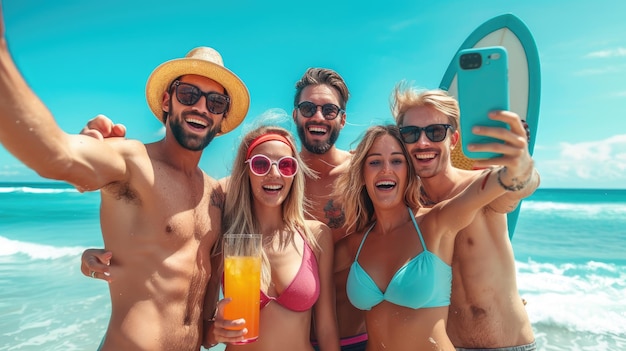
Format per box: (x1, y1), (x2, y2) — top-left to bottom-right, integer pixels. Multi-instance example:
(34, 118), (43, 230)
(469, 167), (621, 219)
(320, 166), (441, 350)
(0, 6), (126, 190)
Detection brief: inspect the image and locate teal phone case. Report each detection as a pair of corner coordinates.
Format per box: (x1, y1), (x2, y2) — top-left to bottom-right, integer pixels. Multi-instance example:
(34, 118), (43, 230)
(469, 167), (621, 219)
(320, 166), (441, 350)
(456, 46), (510, 159)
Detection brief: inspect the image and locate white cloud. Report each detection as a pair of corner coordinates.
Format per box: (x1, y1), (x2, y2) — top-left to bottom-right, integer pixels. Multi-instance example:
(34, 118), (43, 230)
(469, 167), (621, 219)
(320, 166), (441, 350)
(614, 91), (626, 98)
(537, 135), (626, 188)
(576, 47), (626, 76)
(585, 47), (626, 59)
(574, 64), (626, 76)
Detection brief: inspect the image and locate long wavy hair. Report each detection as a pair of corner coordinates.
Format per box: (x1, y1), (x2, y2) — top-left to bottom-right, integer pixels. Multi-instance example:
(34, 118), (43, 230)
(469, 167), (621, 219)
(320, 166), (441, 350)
(336, 125), (421, 233)
(222, 125), (318, 287)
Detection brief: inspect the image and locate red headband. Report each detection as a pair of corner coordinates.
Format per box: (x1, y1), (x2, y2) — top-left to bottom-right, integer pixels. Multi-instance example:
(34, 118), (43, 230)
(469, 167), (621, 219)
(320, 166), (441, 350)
(246, 133), (294, 159)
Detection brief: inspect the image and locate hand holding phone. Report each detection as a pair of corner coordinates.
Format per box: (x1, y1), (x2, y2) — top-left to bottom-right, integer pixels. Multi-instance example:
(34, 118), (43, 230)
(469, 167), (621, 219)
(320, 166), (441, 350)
(456, 46), (510, 159)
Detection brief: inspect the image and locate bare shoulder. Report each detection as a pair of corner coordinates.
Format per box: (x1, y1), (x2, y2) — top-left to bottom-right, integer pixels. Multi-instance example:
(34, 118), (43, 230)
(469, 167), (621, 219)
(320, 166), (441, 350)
(333, 149), (353, 175)
(306, 219), (331, 237)
(338, 148), (352, 162)
(95, 139), (151, 195)
(305, 219), (333, 247)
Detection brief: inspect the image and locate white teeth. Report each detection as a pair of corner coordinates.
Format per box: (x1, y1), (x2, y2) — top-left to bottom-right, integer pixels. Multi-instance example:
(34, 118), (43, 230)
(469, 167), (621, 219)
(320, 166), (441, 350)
(375, 180), (396, 187)
(263, 184), (283, 191)
(185, 118), (207, 127)
(415, 152), (436, 160)
(308, 126), (327, 133)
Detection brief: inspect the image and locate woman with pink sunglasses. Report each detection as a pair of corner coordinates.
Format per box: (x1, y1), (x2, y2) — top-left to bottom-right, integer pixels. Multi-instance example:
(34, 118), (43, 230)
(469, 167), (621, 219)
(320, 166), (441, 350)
(204, 125), (340, 350)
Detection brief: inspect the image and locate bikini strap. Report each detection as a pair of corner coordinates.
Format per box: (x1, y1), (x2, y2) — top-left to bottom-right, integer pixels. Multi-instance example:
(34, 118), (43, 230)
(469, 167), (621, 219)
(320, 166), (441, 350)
(354, 222), (376, 261)
(407, 207), (428, 251)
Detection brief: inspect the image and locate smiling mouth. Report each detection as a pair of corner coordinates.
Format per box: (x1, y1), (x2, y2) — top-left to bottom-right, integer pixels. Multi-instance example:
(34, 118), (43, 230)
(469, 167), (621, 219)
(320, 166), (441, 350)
(414, 152), (436, 161)
(308, 125), (328, 136)
(262, 184), (283, 192)
(375, 180), (396, 189)
(185, 117), (208, 129)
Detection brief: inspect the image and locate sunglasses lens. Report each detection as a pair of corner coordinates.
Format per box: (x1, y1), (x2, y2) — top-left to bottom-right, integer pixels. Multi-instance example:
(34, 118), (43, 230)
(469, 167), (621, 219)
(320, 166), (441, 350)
(250, 155), (271, 176)
(425, 125), (448, 142)
(206, 94), (229, 114)
(321, 104), (340, 119)
(400, 126), (419, 144)
(278, 157), (298, 177)
(176, 84), (201, 106)
(298, 102), (317, 117)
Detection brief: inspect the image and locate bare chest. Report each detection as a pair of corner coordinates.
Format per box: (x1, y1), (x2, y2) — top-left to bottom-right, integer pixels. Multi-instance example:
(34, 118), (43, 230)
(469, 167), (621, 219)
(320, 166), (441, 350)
(305, 176), (345, 231)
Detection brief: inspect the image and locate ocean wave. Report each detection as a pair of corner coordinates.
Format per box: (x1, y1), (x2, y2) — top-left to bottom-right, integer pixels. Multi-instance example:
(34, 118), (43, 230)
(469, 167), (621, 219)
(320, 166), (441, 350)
(522, 200), (626, 218)
(0, 236), (85, 260)
(0, 186), (78, 194)
(516, 259), (626, 335)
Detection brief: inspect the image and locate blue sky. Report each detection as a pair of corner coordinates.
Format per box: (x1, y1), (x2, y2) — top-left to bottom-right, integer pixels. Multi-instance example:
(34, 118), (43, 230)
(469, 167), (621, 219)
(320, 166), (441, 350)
(1, 0), (625, 189)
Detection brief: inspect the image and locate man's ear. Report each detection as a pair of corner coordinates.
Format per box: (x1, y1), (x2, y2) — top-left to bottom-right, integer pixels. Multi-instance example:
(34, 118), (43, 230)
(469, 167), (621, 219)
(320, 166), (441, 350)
(162, 91), (171, 113)
(450, 129), (460, 149)
(339, 111), (347, 129)
(292, 108), (297, 122)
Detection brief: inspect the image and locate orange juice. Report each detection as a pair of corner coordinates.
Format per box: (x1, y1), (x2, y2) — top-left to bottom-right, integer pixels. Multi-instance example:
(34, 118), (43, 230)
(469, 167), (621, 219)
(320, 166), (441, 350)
(223, 255), (261, 343)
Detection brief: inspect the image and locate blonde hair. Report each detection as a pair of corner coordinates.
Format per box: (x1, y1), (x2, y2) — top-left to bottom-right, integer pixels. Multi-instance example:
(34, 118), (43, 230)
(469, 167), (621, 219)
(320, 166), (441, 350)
(391, 81), (460, 131)
(222, 125), (318, 287)
(336, 125), (421, 233)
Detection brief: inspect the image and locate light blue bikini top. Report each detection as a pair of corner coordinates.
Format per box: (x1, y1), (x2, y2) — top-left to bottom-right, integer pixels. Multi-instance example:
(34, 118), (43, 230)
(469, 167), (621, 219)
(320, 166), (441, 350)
(346, 207), (452, 310)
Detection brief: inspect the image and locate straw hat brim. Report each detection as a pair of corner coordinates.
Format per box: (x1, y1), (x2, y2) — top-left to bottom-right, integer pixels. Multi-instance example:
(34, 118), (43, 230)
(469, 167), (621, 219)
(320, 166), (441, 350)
(145, 58), (250, 135)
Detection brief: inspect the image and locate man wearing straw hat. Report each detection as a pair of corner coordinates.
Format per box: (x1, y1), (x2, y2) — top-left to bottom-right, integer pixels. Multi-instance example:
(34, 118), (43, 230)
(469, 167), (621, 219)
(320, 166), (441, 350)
(0, 5), (249, 350)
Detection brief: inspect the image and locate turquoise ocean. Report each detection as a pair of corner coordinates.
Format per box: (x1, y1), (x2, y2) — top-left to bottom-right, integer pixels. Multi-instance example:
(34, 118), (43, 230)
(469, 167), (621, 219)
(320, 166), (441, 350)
(1, 182), (625, 350)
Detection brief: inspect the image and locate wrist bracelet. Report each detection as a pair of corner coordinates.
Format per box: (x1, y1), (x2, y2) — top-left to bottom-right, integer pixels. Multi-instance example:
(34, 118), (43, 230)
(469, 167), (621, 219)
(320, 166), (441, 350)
(497, 167), (532, 192)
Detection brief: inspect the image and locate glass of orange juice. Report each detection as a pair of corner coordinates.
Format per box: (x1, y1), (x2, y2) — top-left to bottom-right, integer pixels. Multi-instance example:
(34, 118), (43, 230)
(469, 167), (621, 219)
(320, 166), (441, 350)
(223, 233), (262, 344)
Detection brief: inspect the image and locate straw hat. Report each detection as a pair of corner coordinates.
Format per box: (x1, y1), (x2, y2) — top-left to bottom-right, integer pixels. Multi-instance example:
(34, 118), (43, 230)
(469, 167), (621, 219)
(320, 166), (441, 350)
(145, 47), (250, 135)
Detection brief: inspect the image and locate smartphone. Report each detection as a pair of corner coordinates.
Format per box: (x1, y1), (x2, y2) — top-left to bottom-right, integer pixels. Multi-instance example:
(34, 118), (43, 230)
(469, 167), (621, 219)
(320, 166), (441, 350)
(456, 46), (510, 159)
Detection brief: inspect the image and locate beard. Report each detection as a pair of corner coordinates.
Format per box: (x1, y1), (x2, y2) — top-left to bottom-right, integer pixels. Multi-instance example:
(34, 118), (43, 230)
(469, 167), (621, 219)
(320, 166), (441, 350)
(296, 123), (340, 154)
(169, 111), (219, 151)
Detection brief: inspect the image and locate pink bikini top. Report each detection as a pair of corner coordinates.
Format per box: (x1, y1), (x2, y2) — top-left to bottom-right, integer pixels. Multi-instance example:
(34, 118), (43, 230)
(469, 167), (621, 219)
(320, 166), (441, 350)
(260, 235), (320, 312)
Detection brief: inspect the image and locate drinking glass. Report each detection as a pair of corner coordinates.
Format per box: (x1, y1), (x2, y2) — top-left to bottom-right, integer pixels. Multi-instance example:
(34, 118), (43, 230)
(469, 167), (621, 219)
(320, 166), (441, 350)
(223, 233), (262, 344)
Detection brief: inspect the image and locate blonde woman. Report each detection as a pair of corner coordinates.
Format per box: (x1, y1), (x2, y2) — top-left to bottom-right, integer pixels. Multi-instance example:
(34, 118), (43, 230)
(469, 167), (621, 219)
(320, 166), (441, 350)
(336, 125), (529, 351)
(205, 126), (340, 350)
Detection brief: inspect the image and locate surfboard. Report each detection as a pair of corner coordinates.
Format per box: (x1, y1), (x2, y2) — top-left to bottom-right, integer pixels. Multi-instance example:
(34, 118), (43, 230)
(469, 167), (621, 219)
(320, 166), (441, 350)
(439, 13), (541, 239)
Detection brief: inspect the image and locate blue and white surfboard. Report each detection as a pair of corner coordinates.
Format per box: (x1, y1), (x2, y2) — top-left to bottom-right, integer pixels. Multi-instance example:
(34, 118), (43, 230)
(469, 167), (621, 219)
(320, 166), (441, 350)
(439, 13), (541, 239)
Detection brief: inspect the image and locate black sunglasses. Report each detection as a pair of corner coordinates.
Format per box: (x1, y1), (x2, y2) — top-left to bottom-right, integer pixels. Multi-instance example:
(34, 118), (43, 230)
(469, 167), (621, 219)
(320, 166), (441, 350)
(296, 101), (343, 120)
(171, 80), (230, 115)
(399, 124), (453, 143)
